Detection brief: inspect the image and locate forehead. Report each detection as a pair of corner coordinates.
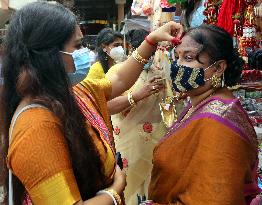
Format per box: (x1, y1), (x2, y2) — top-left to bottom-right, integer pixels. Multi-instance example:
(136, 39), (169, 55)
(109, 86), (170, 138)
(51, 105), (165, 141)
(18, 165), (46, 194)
(111, 37), (123, 44)
(175, 35), (202, 53)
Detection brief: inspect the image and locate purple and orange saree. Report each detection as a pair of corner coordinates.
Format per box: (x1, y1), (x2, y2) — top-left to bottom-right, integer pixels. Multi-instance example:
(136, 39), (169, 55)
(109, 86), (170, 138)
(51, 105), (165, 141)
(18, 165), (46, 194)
(149, 96), (261, 205)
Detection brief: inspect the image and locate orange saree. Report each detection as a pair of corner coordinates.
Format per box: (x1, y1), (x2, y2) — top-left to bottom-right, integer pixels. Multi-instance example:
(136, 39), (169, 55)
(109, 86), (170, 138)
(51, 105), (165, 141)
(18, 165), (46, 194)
(7, 78), (116, 204)
(148, 96), (260, 205)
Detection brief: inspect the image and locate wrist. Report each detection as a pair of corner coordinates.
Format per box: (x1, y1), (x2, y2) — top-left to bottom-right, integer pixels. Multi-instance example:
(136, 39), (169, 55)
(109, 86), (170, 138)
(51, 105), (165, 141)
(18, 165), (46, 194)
(127, 92), (137, 107)
(109, 184), (122, 195)
(132, 91), (143, 102)
(145, 35), (157, 47)
(147, 33), (157, 45)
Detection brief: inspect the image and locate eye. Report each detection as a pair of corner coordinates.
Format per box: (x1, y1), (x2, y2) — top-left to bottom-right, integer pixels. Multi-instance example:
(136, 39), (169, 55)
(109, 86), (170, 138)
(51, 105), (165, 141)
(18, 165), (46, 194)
(184, 55), (194, 61)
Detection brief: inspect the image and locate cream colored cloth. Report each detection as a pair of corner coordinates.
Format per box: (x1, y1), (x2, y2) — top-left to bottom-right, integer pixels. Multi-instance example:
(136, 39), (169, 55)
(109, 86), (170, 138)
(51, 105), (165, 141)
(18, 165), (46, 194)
(111, 69), (167, 205)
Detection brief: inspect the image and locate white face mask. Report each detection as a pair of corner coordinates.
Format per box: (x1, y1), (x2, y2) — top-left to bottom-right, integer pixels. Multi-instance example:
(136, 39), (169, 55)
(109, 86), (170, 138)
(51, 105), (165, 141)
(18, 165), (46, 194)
(108, 46), (126, 63)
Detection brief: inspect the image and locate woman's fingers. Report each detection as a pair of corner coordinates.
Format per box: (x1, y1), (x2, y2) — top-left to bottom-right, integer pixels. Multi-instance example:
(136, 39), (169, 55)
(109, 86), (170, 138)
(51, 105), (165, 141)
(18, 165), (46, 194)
(148, 22), (184, 43)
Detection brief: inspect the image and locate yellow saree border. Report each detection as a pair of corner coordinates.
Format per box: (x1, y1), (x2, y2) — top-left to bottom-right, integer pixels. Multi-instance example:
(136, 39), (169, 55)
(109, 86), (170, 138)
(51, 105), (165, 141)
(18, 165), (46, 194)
(29, 169), (81, 205)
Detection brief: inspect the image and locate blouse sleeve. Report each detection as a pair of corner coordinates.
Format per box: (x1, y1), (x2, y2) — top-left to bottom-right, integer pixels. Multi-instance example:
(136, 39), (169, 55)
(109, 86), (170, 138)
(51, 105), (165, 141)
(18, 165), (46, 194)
(180, 118), (253, 205)
(7, 109), (81, 205)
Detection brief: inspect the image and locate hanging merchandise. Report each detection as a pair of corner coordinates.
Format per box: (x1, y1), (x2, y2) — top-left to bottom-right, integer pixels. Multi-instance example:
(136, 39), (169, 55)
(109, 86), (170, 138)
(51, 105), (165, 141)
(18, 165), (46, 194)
(131, 0), (153, 16)
(238, 2), (259, 66)
(203, 0), (260, 69)
(148, 0), (186, 125)
(160, 0), (186, 12)
(203, 0), (220, 25)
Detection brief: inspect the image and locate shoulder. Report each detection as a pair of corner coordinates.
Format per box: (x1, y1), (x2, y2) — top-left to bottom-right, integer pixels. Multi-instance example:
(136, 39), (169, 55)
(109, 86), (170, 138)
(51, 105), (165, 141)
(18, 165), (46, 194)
(195, 98), (256, 144)
(7, 107), (73, 189)
(13, 107), (61, 133)
(87, 61), (105, 79)
(9, 107), (63, 150)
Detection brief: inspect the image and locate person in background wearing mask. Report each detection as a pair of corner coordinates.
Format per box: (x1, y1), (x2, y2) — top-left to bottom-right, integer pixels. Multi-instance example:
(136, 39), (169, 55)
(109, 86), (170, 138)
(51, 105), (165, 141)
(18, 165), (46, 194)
(0, 2), (183, 205)
(106, 29), (166, 205)
(86, 28), (126, 79)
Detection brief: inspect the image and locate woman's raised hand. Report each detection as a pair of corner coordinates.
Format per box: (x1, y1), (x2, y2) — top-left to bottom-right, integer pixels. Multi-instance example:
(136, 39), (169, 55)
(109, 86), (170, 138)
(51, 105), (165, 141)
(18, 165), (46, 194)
(147, 21), (184, 44)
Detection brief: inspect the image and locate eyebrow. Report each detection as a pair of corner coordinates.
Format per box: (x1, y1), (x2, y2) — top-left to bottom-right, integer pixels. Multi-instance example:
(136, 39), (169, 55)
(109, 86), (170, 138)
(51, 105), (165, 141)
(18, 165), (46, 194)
(175, 49), (199, 54)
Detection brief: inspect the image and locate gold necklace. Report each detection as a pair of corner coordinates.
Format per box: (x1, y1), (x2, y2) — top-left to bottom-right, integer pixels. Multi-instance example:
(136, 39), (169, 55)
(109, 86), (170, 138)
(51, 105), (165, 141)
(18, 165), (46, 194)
(181, 91), (216, 122)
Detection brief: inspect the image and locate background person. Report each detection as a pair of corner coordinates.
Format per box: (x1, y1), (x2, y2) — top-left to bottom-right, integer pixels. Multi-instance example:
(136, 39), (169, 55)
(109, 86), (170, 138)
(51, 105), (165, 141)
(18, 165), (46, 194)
(87, 28), (125, 79)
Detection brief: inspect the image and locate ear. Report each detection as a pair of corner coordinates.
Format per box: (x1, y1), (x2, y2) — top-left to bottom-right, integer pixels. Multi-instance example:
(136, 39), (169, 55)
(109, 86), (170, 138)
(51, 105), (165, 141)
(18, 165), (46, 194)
(101, 44), (107, 52)
(214, 60), (227, 78)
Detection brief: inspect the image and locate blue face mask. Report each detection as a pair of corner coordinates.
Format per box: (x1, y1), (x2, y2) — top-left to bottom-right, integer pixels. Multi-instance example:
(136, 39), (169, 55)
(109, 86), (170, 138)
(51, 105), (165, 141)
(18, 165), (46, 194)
(60, 47), (91, 85)
(170, 61), (216, 93)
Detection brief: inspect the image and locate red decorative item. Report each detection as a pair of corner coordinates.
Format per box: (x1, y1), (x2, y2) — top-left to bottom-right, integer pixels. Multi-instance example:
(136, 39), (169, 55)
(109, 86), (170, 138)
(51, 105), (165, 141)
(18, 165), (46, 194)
(143, 122), (153, 133)
(216, 0), (236, 35)
(171, 37), (182, 46)
(143, 5), (153, 16)
(114, 126), (121, 135)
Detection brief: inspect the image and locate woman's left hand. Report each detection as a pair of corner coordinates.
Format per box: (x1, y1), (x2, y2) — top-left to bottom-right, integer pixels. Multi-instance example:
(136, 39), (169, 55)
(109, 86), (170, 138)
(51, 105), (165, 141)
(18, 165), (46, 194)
(132, 76), (165, 102)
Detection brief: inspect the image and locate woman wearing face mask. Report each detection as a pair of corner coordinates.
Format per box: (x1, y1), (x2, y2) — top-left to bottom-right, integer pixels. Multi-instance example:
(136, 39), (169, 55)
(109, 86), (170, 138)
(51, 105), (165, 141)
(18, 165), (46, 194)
(148, 24), (261, 205)
(86, 28), (125, 80)
(0, 2), (183, 205)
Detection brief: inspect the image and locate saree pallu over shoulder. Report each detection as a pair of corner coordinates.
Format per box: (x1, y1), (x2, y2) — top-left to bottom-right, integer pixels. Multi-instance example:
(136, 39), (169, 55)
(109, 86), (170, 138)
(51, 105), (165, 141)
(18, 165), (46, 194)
(73, 83), (116, 180)
(73, 83), (115, 151)
(165, 97), (257, 148)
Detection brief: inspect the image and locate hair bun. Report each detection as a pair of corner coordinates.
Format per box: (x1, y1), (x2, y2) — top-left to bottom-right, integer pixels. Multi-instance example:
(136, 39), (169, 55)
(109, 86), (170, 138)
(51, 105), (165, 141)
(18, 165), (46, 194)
(224, 48), (244, 86)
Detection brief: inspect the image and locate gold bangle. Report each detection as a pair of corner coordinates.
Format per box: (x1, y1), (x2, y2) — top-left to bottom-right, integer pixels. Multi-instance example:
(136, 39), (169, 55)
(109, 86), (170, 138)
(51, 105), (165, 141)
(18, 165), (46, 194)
(104, 188), (122, 205)
(132, 49), (149, 65)
(127, 92), (136, 107)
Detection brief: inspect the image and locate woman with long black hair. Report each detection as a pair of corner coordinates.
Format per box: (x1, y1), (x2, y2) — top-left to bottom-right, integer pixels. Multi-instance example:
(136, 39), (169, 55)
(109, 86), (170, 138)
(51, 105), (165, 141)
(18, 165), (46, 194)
(0, 2), (182, 205)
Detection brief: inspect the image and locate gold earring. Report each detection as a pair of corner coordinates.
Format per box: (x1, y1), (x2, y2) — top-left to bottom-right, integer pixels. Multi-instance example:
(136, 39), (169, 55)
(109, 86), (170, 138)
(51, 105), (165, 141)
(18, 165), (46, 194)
(211, 75), (221, 88)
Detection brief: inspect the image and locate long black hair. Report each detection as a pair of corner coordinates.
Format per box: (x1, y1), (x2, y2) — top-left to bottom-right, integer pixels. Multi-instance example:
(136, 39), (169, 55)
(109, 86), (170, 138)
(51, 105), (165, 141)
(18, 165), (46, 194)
(186, 24), (244, 86)
(96, 28), (123, 73)
(1, 2), (106, 203)
(127, 29), (149, 49)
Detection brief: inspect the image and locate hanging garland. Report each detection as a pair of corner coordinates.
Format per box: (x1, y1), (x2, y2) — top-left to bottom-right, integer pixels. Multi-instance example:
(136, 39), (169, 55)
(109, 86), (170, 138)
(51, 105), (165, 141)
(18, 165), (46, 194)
(203, 0), (259, 69)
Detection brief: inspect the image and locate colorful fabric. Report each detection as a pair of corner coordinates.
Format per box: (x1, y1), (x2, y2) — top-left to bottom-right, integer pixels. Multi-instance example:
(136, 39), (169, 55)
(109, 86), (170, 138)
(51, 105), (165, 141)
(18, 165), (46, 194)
(149, 96), (260, 205)
(7, 78), (115, 204)
(74, 83), (115, 152)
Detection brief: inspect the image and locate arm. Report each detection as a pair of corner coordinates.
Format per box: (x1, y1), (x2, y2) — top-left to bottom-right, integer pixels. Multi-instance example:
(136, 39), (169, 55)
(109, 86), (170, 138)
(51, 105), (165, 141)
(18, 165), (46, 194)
(108, 76), (165, 115)
(106, 22), (183, 99)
